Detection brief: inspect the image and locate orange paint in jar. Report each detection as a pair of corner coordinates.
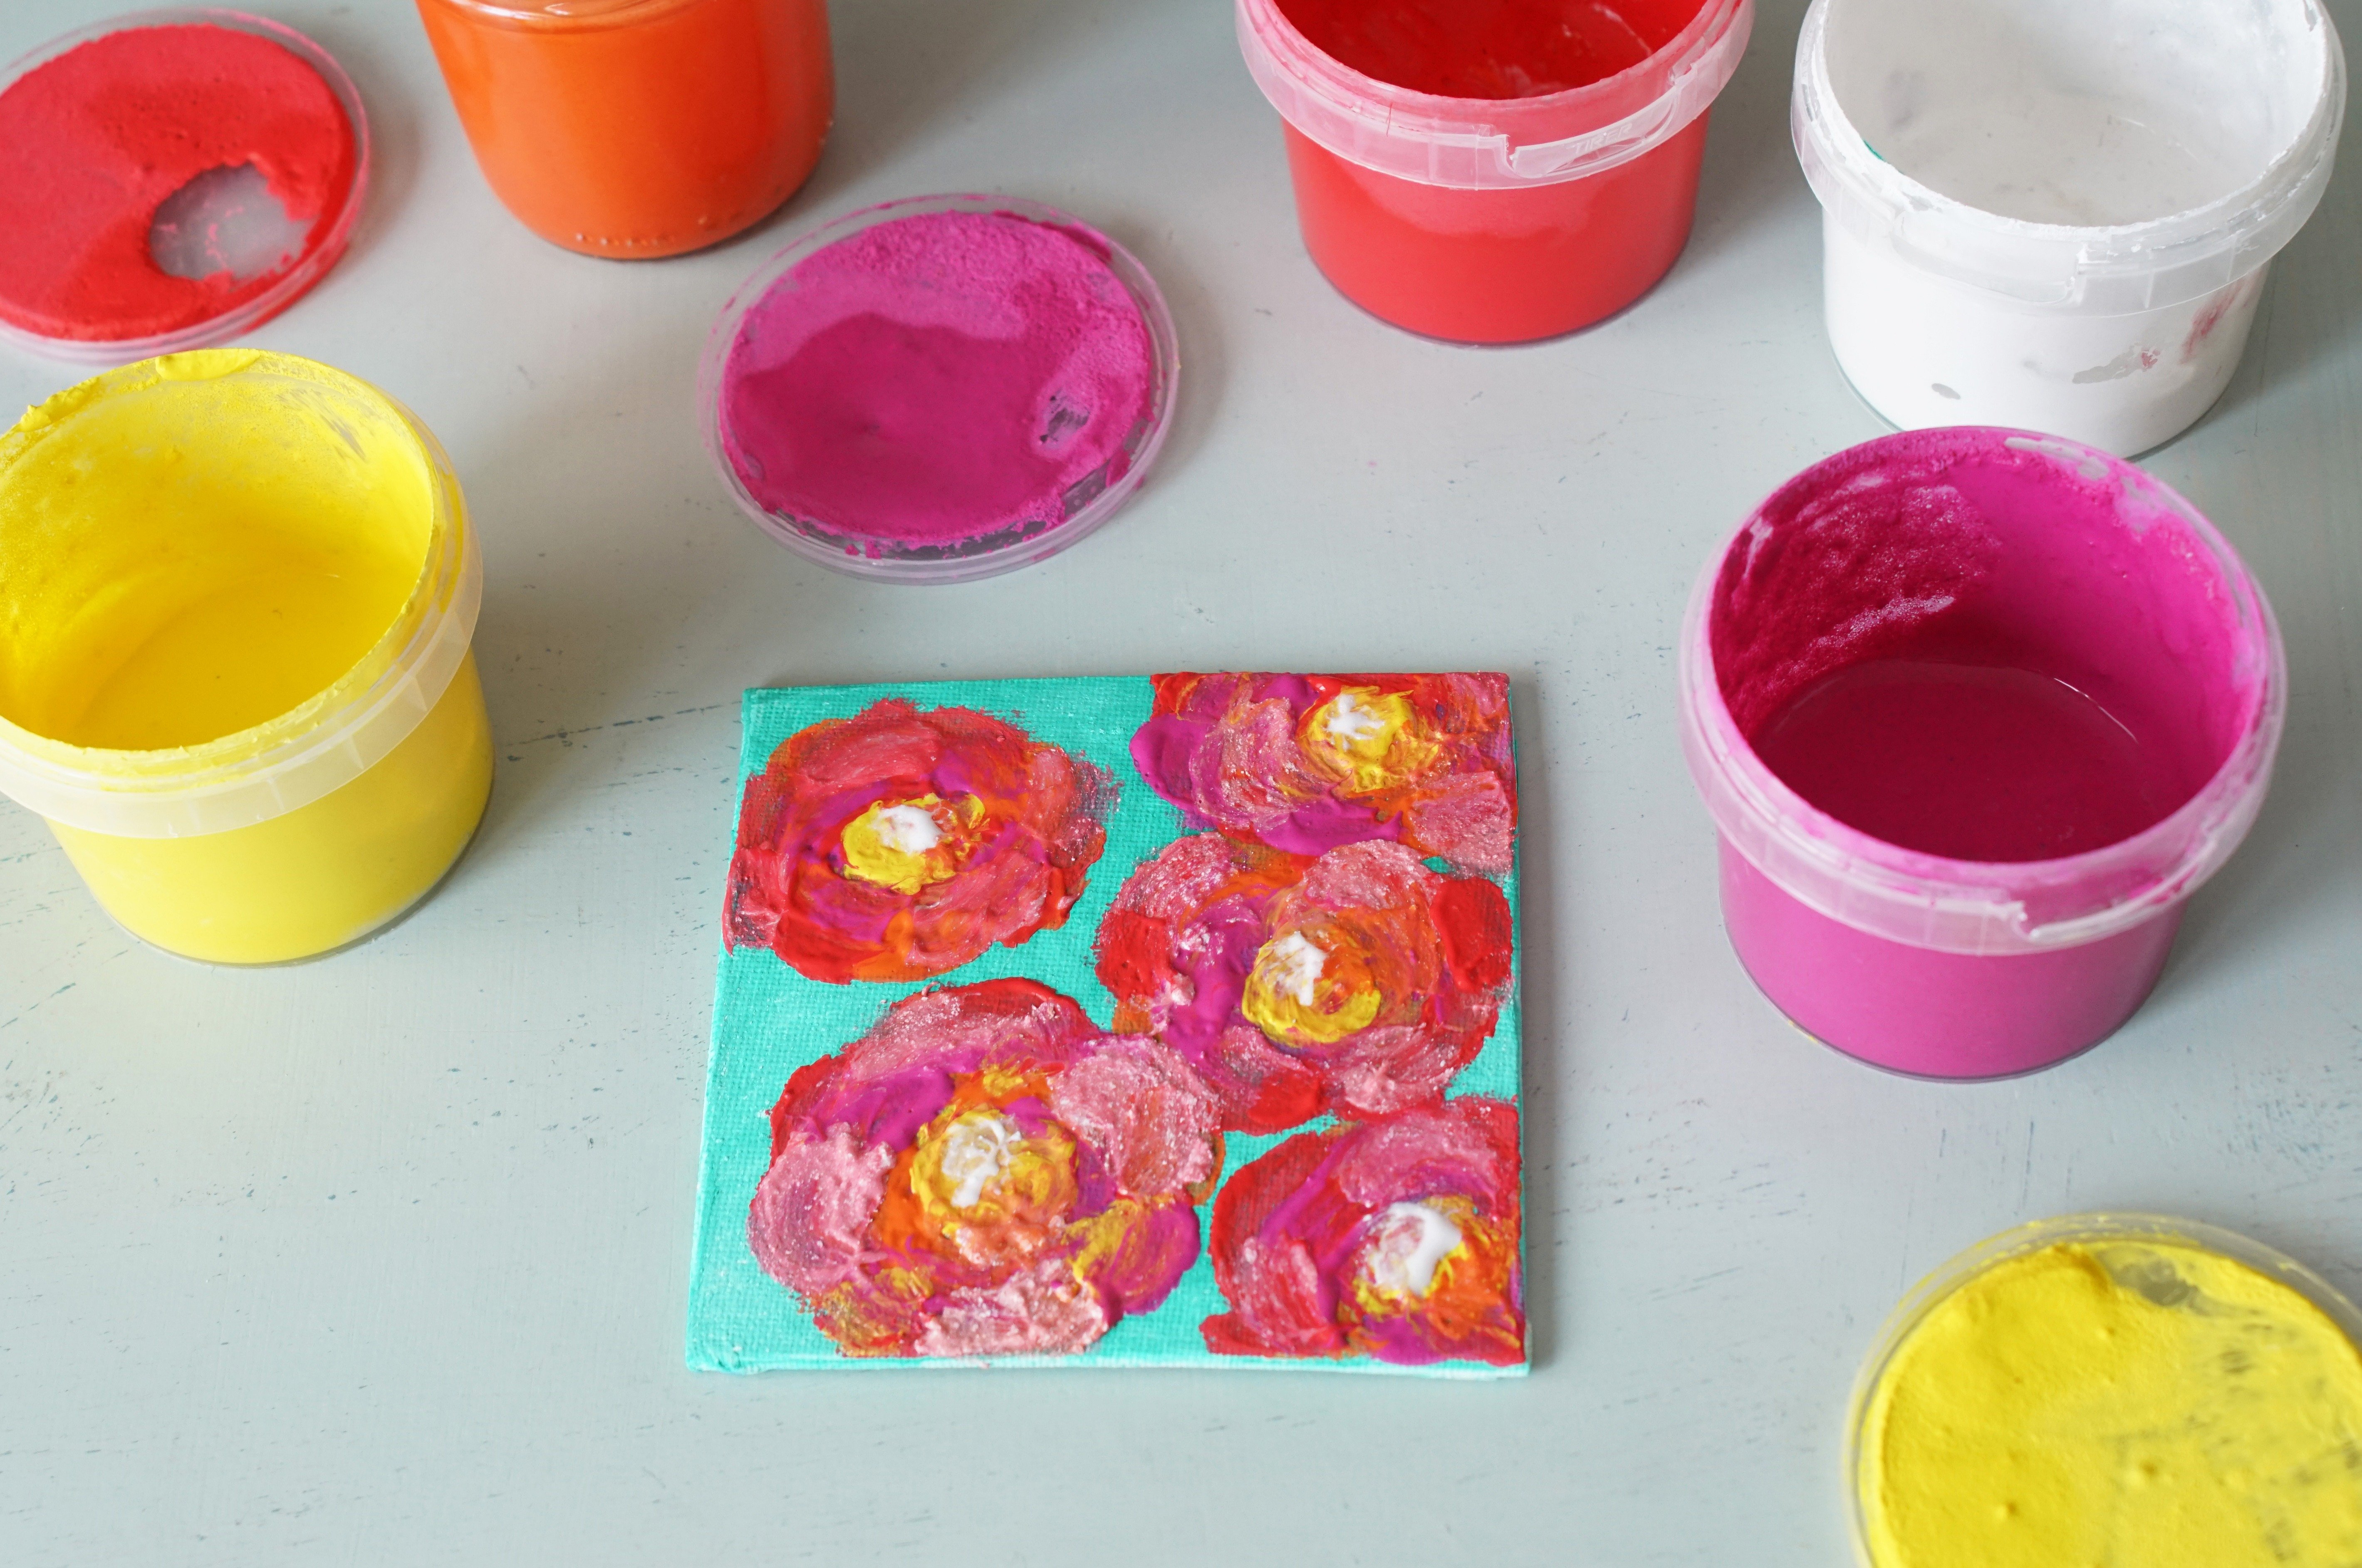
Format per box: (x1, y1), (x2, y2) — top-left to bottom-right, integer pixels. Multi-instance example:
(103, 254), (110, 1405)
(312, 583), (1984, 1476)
(415, 0), (832, 258)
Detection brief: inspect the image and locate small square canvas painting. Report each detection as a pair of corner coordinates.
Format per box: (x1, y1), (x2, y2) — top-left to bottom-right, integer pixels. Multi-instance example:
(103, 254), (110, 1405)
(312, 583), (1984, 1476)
(687, 674), (1525, 1376)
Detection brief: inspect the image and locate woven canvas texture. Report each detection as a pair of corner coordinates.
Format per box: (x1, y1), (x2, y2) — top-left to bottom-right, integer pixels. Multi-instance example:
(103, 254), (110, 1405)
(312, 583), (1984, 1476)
(687, 675), (1523, 1374)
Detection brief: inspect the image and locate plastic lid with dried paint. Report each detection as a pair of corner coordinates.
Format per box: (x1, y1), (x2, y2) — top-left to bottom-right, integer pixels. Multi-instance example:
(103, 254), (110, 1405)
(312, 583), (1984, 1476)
(0, 8), (369, 363)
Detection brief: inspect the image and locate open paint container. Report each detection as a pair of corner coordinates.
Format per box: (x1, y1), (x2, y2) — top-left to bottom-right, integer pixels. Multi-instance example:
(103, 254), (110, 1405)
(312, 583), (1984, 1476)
(1847, 1214), (2362, 1568)
(0, 351), (492, 964)
(701, 194), (1180, 583)
(416, 0), (832, 258)
(1679, 428), (2284, 1078)
(0, 8), (369, 362)
(1237, 0), (1752, 343)
(1794, 0), (2346, 455)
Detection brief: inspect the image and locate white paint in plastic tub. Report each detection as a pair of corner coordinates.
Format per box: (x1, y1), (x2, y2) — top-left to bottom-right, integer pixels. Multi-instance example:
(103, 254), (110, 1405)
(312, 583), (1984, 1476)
(1793, 0), (2345, 455)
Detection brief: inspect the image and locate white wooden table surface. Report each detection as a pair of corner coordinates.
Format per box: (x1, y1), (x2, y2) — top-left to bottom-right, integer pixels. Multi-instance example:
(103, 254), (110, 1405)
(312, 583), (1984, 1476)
(4, 0), (2359, 1561)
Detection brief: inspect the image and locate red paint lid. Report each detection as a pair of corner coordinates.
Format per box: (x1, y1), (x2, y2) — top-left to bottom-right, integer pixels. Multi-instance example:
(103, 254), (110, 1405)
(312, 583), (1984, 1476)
(0, 8), (370, 362)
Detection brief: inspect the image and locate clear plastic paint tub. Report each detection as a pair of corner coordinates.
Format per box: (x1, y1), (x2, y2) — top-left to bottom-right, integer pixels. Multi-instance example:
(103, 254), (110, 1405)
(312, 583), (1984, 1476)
(1845, 1214), (2362, 1568)
(0, 8), (370, 364)
(0, 351), (492, 964)
(416, 0), (832, 259)
(700, 193), (1179, 584)
(1794, 0), (2346, 455)
(1679, 428), (2284, 1078)
(1237, 0), (1753, 343)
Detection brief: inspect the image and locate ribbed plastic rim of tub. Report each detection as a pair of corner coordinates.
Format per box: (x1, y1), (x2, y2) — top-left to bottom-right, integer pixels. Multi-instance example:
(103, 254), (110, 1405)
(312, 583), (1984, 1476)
(0, 353), (481, 840)
(1677, 429), (2287, 956)
(699, 193), (1180, 586)
(1842, 1212), (2362, 1568)
(1237, 0), (1753, 190)
(0, 9), (371, 365)
(1793, 0), (2346, 314)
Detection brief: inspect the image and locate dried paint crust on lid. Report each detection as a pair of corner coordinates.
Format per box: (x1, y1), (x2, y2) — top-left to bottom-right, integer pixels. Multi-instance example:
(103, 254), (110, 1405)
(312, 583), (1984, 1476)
(1853, 1221), (2362, 1568)
(702, 195), (1179, 584)
(0, 18), (361, 346)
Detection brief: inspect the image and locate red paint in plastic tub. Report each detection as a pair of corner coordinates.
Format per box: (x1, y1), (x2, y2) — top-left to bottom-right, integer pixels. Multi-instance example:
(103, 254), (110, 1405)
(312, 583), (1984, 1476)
(1678, 428), (2284, 1078)
(1238, 0), (1751, 342)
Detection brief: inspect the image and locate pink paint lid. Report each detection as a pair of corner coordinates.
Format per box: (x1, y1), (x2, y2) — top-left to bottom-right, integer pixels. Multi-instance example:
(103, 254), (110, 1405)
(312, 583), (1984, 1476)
(698, 194), (1181, 585)
(0, 8), (371, 364)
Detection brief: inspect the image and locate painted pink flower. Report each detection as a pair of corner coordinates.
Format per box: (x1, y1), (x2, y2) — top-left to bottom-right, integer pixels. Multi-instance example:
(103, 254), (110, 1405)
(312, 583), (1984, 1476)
(1096, 836), (1513, 1134)
(1201, 1098), (1525, 1367)
(1132, 673), (1518, 875)
(748, 979), (1223, 1358)
(726, 700), (1110, 983)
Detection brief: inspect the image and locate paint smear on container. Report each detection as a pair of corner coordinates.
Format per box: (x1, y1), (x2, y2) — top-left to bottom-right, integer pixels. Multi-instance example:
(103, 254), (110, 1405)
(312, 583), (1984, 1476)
(1718, 436), (2226, 862)
(0, 22), (360, 345)
(711, 202), (1169, 576)
(1856, 1229), (2362, 1568)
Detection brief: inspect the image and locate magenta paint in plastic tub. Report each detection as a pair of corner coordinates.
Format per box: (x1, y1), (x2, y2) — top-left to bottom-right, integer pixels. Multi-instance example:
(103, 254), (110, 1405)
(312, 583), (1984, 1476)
(700, 193), (1179, 585)
(1678, 427), (2285, 1078)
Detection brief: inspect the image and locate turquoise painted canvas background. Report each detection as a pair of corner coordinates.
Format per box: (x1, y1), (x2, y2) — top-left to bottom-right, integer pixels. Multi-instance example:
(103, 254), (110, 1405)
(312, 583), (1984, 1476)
(686, 676), (1523, 1374)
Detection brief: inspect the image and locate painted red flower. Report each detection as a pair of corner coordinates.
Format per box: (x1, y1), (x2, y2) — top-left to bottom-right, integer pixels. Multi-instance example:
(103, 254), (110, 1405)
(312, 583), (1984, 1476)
(1095, 836), (1513, 1134)
(748, 979), (1223, 1358)
(1131, 673), (1518, 875)
(1201, 1098), (1524, 1367)
(726, 700), (1110, 983)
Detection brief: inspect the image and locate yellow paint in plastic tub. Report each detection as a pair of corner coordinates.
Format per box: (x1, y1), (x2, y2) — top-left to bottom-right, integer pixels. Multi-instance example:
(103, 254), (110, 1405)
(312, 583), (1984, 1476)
(0, 350), (492, 963)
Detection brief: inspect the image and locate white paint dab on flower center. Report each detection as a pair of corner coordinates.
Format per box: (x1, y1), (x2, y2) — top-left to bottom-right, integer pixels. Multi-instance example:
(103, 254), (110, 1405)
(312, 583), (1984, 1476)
(1325, 690), (1388, 744)
(1262, 931), (1329, 1006)
(938, 1112), (1021, 1209)
(872, 803), (943, 854)
(1367, 1202), (1465, 1297)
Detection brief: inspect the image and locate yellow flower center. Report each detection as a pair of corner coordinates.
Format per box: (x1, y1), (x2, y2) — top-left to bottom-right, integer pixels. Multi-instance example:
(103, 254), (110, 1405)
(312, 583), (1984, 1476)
(838, 794), (980, 894)
(1300, 688), (1438, 794)
(1240, 927), (1383, 1046)
(909, 1107), (1075, 1229)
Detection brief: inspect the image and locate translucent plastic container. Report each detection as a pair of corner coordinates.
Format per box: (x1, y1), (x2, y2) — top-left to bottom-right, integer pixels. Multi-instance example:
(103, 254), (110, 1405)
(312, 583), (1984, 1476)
(700, 194), (1179, 584)
(0, 352), (491, 964)
(416, 0), (832, 259)
(0, 8), (369, 364)
(1794, 0), (2346, 455)
(1846, 1214), (2362, 1568)
(1237, 0), (1752, 343)
(1679, 428), (2284, 1078)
